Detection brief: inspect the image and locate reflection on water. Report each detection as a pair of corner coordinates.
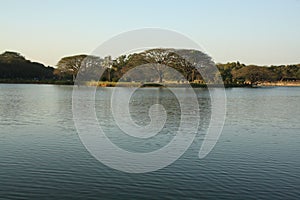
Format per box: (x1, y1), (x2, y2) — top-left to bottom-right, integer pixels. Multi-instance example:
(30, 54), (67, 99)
(0, 84), (300, 199)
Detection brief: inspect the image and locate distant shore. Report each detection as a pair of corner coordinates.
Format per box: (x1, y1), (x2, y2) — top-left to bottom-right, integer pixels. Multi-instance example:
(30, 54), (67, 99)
(257, 81), (300, 87)
(1, 79), (300, 88)
(0, 79), (74, 85)
(1, 52), (300, 88)
(85, 81), (250, 88)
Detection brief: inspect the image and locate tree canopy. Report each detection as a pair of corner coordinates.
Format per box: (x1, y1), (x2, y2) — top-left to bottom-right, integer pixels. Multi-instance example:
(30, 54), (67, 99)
(54, 49), (300, 84)
(1, 50), (300, 85)
(0, 51), (54, 80)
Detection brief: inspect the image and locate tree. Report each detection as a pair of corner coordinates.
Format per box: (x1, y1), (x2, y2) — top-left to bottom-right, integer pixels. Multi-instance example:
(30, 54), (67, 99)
(174, 49), (216, 83)
(103, 56), (113, 81)
(56, 55), (87, 81)
(139, 49), (176, 83)
(114, 48), (214, 83)
(111, 55), (128, 81)
(0, 51), (54, 80)
(232, 65), (277, 84)
(55, 55), (105, 81)
(138, 48), (204, 83)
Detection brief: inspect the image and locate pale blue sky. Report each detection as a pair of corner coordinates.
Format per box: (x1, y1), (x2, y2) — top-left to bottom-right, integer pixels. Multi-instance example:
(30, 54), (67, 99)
(1, 0), (300, 66)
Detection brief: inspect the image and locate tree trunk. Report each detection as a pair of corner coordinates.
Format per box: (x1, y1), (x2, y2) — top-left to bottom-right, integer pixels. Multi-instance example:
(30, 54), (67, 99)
(158, 71), (163, 83)
(107, 68), (111, 82)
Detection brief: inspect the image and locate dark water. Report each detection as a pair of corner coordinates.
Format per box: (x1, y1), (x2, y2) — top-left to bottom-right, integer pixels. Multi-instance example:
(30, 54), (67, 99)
(0, 84), (299, 199)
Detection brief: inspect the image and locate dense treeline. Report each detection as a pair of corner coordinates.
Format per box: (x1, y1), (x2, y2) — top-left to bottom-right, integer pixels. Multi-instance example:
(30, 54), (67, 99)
(0, 51), (55, 80)
(54, 49), (300, 85)
(1, 50), (300, 85)
(217, 62), (300, 84)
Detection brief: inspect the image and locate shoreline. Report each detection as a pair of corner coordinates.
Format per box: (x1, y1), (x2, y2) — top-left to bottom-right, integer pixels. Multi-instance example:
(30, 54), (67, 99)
(257, 81), (300, 87)
(0, 79), (74, 85)
(1, 80), (300, 87)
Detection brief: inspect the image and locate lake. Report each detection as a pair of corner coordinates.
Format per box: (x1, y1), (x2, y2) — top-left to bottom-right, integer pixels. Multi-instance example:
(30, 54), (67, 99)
(0, 84), (299, 199)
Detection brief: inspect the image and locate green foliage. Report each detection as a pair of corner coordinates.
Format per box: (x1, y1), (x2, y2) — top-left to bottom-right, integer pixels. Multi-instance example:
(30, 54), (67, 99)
(55, 55), (109, 81)
(55, 54), (88, 81)
(0, 51), (54, 80)
(232, 65), (278, 84)
(1, 50), (300, 85)
(51, 51), (300, 84)
(216, 62), (300, 84)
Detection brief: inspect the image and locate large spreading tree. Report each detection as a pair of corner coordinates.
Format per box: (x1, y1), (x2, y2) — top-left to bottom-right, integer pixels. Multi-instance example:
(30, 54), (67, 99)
(55, 55), (113, 81)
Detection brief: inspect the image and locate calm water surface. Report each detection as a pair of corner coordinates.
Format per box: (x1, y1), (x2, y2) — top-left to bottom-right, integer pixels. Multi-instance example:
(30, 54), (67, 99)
(0, 84), (299, 199)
